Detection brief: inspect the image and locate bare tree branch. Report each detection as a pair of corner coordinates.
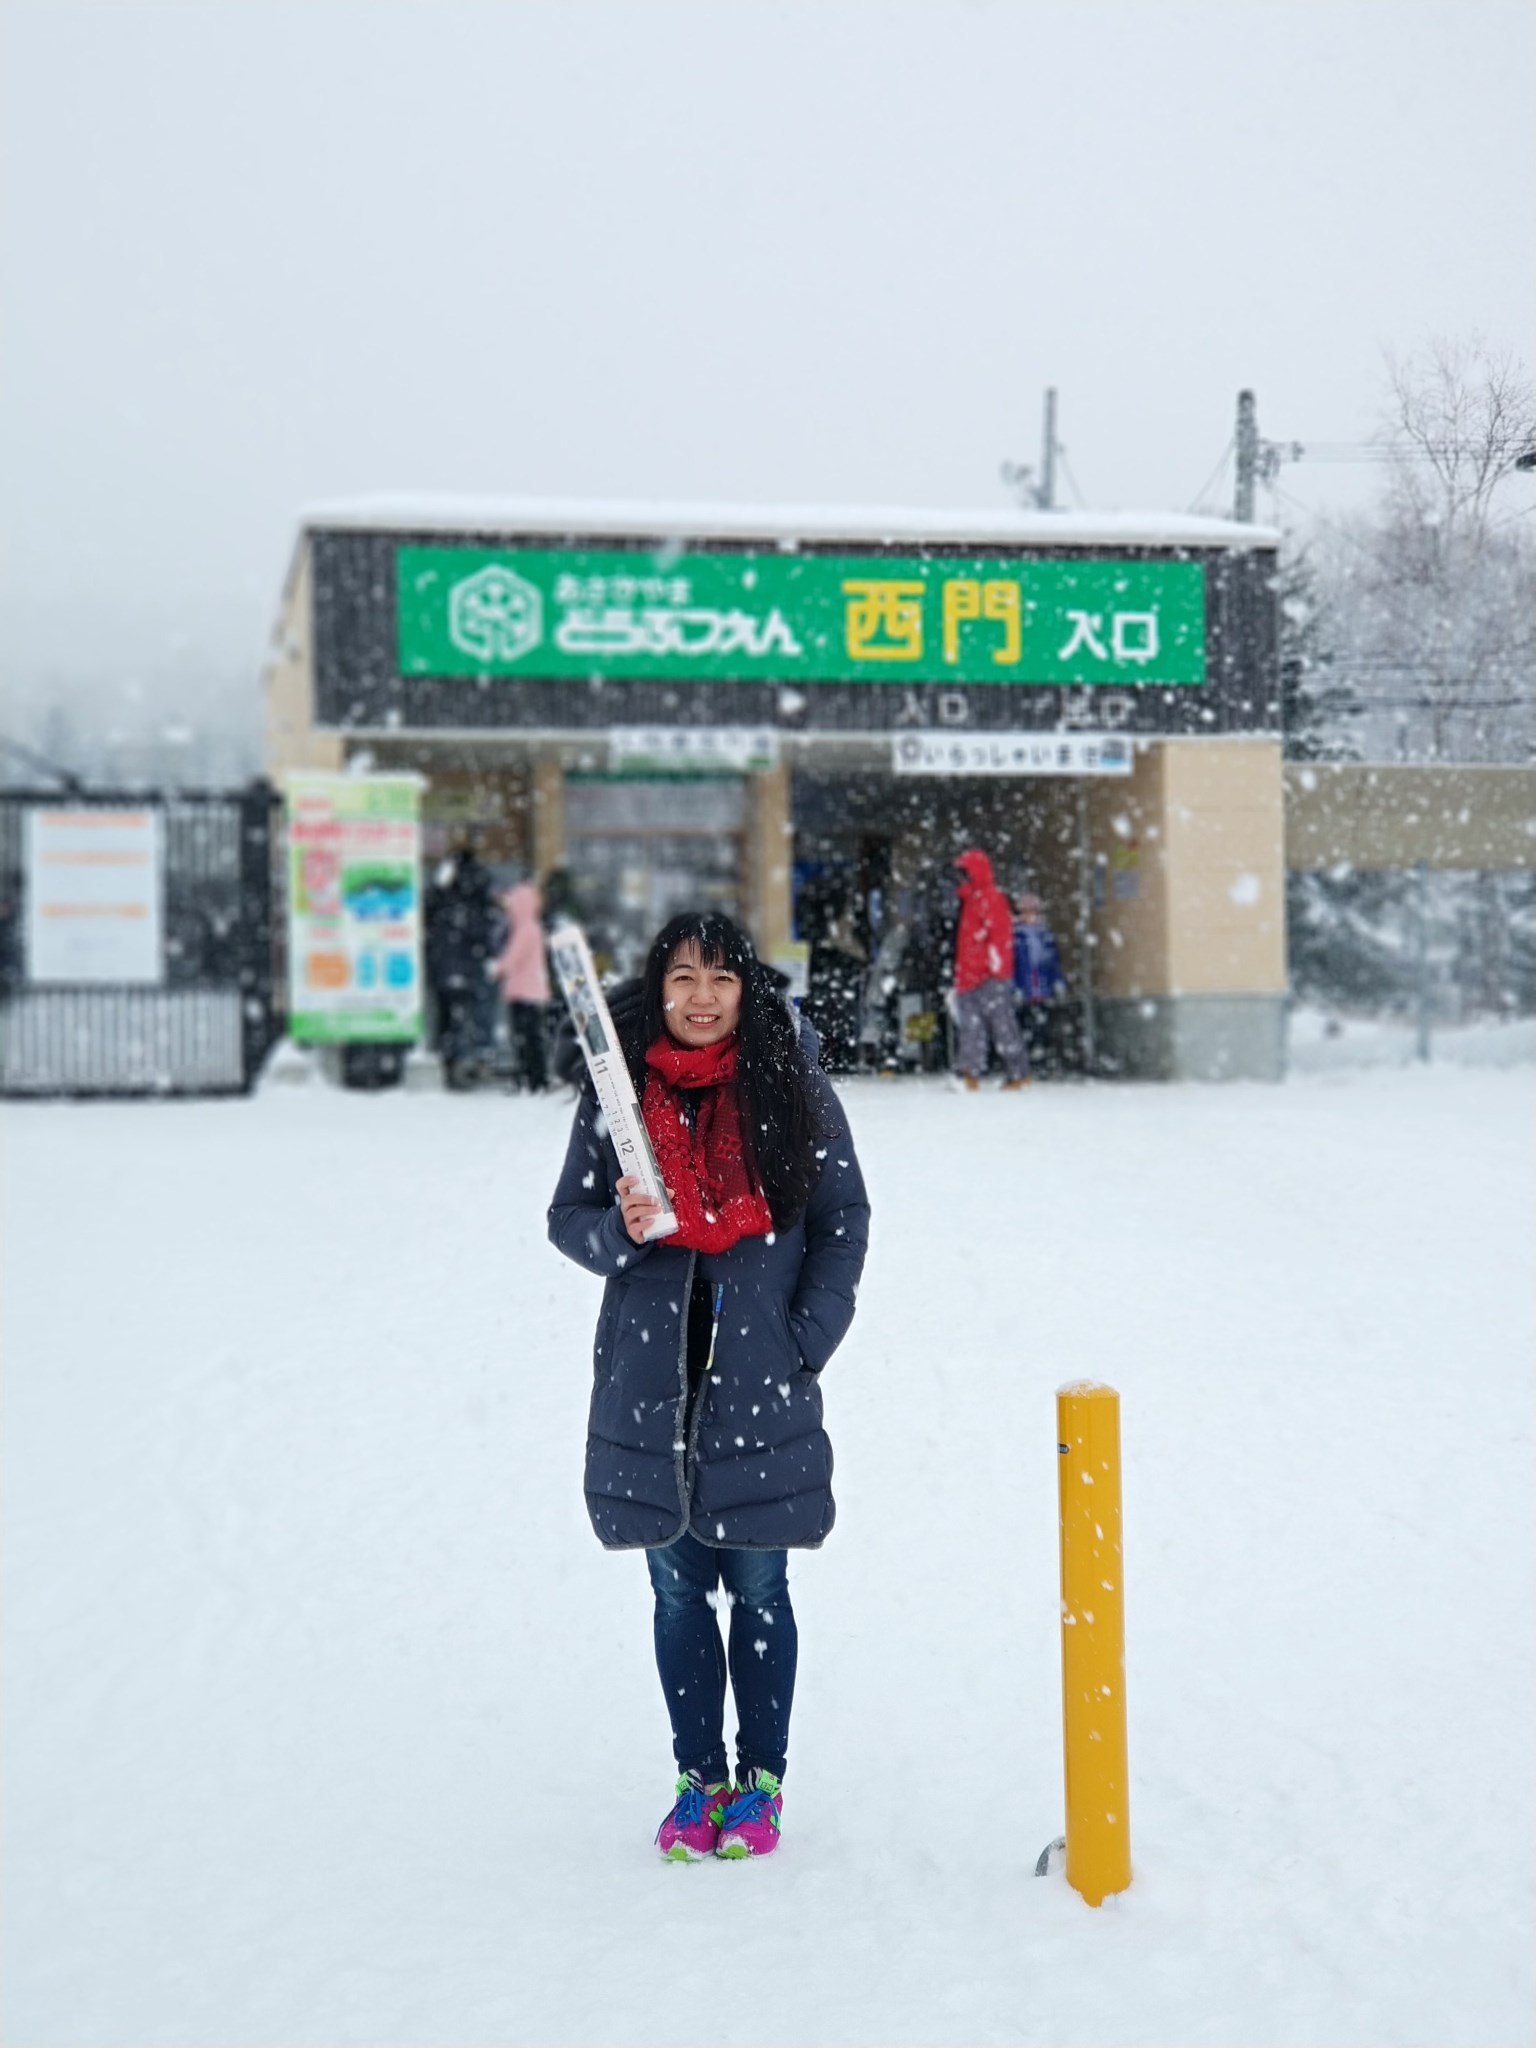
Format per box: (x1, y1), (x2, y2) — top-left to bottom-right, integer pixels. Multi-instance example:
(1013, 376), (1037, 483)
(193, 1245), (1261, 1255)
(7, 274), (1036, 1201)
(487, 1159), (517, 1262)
(1314, 338), (1536, 762)
(1381, 334), (1536, 542)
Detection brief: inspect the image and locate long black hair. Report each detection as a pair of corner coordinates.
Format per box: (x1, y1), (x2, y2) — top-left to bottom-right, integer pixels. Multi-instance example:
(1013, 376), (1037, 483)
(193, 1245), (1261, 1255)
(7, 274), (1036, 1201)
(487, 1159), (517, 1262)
(626, 910), (824, 1228)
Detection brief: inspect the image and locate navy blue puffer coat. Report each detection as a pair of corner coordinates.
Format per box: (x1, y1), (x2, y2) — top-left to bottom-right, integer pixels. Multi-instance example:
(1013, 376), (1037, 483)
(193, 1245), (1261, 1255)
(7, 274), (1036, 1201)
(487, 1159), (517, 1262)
(547, 1025), (870, 1551)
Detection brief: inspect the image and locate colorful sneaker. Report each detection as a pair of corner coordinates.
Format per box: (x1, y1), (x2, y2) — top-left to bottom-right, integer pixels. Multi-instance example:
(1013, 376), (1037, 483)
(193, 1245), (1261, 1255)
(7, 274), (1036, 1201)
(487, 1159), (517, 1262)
(715, 1769), (784, 1859)
(656, 1773), (730, 1862)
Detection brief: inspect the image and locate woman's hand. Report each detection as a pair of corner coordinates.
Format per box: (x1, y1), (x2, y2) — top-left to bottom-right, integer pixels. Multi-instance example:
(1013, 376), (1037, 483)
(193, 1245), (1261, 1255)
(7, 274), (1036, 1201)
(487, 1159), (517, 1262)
(616, 1174), (662, 1245)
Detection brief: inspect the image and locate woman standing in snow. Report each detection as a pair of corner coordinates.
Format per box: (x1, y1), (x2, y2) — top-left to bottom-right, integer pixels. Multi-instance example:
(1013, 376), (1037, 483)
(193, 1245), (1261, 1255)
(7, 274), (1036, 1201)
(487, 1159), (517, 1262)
(495, 876), (551, 1091)
(547, 911), (870, 1861)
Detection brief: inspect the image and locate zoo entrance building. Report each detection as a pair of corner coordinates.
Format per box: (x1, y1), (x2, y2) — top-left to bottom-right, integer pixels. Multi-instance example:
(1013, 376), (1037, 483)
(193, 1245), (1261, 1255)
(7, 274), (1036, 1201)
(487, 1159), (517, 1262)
(264, 497), (1286, 1081)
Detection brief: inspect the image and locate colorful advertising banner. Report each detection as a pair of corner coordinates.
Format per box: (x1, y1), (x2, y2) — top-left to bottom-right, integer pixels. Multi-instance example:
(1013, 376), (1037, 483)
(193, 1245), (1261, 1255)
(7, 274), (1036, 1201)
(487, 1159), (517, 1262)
(397, 547), (1206, 689)
(24, 808), (164, 985)
(286, 773), (423, 1044)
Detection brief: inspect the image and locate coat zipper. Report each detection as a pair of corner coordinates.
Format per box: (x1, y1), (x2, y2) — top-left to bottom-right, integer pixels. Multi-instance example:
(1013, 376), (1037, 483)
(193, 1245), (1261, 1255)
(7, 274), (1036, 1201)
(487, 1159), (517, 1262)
(682, 1276), (726, 1515)
(671, 1249), (698, 1525)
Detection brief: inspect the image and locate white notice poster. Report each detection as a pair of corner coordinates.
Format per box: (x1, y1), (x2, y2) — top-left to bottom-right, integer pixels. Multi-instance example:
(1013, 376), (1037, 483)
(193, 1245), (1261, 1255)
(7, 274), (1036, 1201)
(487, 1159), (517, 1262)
(25, 808), (164, 985)
(892, 732), (1135, 776)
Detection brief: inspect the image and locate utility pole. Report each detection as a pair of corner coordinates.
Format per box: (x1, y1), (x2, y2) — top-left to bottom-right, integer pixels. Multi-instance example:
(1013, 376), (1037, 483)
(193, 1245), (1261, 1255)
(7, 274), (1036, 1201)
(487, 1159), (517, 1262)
(1039, 387), (1058, 511)
(1234, 389), (1259, 522)
(1000, 387), (1064, 510)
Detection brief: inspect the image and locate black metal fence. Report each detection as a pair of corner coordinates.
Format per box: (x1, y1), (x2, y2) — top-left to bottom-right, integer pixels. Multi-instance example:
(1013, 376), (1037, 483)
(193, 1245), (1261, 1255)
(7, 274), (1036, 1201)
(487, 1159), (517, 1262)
(0, 784), (281, 1098)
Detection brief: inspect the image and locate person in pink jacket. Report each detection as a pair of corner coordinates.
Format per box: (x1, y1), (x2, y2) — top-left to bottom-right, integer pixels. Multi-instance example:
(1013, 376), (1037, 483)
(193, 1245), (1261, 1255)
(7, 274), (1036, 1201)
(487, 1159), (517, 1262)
(496, 879), (551, 1092)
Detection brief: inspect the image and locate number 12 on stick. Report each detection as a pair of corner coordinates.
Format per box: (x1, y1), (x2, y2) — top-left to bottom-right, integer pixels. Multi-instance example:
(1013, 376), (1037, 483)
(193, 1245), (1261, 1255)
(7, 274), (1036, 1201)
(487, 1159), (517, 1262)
(549, 923), (678, 1242)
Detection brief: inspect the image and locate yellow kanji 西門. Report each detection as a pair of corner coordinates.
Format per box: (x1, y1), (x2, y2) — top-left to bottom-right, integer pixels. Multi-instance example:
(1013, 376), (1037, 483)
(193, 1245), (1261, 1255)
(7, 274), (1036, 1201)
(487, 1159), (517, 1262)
(843, 579), (925, 662)
(942, 578), (1021, 666)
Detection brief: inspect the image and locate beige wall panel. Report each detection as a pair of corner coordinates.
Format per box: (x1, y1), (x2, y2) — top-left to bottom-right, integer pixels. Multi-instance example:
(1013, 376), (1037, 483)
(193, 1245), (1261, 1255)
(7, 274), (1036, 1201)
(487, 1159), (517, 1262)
(747, 763), (792, 957)
(1168, 901), (1286, 994)
(1173, 863), (1285, 921)
(1284, 764), (1536, 871)
(530, 757), (565, 878)
(1163, 740), (1286, 995)
(1165, 810), (1289, 867)
(1165, 737), (1280, 811)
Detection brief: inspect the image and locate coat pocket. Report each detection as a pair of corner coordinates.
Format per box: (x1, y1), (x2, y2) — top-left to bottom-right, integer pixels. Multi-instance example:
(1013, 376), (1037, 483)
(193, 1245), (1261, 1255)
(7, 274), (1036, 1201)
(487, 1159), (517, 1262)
(593, 1289), (621, 1381)
(763, 1293), (809, 1377)
(791, 1364), (824, 1421)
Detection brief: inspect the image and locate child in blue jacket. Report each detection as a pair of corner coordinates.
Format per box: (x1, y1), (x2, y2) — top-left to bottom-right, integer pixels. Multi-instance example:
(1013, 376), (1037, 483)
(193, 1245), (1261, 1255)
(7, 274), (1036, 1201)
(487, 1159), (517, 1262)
(1012, 893), (1066, 1077)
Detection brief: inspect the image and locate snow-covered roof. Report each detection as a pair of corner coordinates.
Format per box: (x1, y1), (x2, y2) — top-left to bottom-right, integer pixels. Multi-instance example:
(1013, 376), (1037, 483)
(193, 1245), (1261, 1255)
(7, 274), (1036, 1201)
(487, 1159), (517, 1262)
(300, 493), (1279, 552)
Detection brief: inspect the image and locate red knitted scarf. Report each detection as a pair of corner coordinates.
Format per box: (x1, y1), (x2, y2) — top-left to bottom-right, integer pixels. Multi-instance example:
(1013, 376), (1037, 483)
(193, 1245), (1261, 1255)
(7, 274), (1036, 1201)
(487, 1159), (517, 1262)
(642, 1034), (774, 1253)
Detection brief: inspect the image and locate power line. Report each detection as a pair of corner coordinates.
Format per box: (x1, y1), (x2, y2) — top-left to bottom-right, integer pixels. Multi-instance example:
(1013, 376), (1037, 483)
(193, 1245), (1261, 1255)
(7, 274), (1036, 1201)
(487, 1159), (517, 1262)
(1337, 696), (1534, 709)
(1270, 479), (1330, 526)
(1058, 449), (1090, 511)
(1265, 439), (1536, 465)
(1282, 444), (1395, 463)
(1186, 437), (1233, 512)
(1328, 656), (1535, 671)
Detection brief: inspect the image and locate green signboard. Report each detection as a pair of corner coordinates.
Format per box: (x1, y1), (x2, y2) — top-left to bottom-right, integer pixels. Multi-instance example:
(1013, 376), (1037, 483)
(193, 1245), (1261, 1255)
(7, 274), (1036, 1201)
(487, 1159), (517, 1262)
(397, 547), (1206, 688)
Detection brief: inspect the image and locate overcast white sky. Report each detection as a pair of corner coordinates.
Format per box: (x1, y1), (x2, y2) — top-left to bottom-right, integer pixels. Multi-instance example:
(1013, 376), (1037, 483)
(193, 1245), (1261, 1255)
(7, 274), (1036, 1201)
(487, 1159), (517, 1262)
(2, 0), (1532, 713)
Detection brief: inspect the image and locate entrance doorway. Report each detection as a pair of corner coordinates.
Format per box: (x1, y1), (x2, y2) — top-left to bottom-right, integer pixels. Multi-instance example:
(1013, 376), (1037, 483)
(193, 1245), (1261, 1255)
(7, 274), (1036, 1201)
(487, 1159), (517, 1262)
(790, 770), (1095, 1076)
(563, 775), (746, 979)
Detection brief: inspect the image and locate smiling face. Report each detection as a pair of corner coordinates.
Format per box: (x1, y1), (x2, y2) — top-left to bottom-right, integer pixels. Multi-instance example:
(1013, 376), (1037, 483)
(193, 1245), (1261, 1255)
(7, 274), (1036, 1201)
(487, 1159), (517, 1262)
(661, 941), (744, 1048)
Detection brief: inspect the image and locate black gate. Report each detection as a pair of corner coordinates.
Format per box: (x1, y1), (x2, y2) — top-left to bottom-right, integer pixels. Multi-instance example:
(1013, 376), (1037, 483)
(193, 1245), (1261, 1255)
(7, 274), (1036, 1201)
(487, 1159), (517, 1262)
(0, 784), (281, 1098)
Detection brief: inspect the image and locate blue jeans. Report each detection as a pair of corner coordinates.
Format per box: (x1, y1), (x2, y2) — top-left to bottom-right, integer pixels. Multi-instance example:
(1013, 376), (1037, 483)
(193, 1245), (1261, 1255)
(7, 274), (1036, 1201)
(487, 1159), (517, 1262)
(646, 1533), (798, 1785)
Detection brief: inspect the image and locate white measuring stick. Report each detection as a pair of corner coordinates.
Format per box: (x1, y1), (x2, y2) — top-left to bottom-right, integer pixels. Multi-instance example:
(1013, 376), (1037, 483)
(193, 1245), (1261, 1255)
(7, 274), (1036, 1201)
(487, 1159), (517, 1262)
(549, 922), (678, 1242)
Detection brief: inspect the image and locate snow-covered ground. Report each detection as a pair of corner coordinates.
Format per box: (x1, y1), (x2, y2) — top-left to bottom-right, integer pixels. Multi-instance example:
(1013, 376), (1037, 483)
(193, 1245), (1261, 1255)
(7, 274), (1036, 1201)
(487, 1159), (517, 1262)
(1288, 1005), (1536, 1074)
(4, 1056), (1533, 2048)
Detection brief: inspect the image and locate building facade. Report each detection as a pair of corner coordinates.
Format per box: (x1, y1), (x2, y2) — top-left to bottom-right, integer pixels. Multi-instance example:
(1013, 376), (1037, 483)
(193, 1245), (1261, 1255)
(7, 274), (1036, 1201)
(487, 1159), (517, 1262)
(265, 498), (1286, 1079)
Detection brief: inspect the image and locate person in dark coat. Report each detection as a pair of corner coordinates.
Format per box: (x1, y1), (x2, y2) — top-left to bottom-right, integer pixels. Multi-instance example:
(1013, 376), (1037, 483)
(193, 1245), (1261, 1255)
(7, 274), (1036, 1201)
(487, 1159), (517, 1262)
(424, 846), (503, 1087)
(547, 910), (870, 1862)
(803, 883), (866, 1074)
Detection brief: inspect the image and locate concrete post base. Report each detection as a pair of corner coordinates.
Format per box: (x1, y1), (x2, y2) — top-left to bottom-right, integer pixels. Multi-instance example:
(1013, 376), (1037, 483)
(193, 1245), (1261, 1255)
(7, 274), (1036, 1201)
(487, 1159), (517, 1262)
(1094, 995), (1287, 1082)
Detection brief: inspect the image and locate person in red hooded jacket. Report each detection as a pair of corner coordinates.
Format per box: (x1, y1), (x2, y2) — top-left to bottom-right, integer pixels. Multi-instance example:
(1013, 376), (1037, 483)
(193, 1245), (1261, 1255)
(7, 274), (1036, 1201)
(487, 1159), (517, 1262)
(950, 847), (1031, 1091)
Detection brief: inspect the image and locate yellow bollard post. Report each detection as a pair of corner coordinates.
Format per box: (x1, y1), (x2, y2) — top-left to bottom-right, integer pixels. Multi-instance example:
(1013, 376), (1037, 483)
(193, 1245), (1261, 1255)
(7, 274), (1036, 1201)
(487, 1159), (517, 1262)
(1056, 1380), (1131, 1906)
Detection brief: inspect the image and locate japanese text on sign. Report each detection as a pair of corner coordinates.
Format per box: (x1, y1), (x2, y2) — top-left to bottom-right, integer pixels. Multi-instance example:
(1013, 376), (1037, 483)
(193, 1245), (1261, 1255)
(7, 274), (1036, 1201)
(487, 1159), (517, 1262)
(892, 732), (1136, 777)
(398, 548), (1206, 687)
